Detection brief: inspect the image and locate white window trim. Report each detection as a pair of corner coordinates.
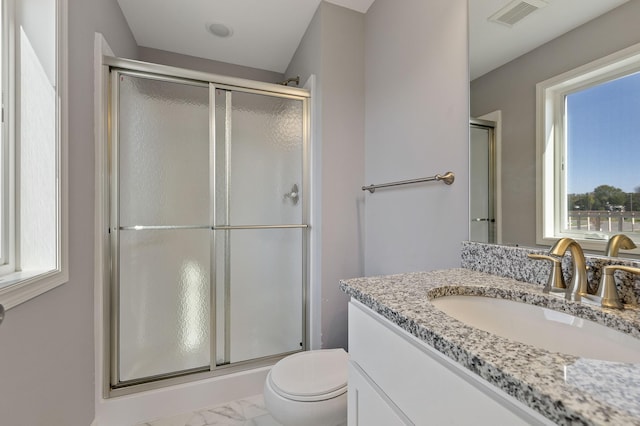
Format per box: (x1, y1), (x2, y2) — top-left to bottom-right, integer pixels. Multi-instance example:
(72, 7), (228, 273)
(0, 0), (14, 274)
(536, 41), (640, 254)
(0, 0), (68, 310)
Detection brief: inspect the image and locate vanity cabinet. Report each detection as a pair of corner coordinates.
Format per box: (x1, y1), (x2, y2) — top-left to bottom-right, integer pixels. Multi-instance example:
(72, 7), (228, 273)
(347, 300), (553, 425)
(347, 360), (409, 425)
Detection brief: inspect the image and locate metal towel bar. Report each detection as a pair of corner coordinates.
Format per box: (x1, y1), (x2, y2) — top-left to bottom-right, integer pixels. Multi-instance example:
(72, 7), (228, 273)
(362, 171), (455, 193)
(118, 224), (309, 231)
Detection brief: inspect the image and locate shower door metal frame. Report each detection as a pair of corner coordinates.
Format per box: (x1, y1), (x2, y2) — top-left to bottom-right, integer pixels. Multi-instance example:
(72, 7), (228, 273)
(209, 82), (311, 369)
(106, 57), (311, 397)
(469, 118), (497, 244)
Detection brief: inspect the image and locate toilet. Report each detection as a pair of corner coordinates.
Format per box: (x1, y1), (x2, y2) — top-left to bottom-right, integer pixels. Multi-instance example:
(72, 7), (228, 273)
(263, 348), (348, 426)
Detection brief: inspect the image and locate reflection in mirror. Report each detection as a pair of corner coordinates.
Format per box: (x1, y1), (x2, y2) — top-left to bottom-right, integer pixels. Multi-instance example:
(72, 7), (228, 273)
(469, 0), (640, 259)
(469, 119), (497, 244)
(605, 234), (637, 257)
(536, 50), (640, 252)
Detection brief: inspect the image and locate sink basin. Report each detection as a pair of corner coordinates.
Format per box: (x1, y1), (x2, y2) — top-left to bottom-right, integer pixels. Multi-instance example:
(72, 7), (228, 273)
(431, 295), (640, 363)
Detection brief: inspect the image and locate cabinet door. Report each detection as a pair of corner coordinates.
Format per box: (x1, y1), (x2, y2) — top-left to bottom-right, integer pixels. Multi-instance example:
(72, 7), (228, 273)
(348, 301), (553, 425)
(348, 361), (412, 426)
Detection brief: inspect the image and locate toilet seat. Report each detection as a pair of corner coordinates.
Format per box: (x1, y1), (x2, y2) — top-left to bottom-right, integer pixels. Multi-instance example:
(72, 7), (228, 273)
(268, 349), (348, 402)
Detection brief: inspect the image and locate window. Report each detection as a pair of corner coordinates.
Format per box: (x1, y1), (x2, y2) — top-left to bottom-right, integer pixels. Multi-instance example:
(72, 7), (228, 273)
(537, 43), (640, 253)
(0, 0), (67, 309)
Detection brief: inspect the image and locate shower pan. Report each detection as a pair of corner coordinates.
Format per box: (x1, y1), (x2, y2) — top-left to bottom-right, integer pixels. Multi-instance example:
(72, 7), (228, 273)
(107, 60), (310, 393)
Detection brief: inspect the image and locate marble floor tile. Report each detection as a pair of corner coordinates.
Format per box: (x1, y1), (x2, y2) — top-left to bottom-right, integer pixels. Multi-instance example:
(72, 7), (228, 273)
(137, 394), (282, 426)
(245, 413), (283, 426)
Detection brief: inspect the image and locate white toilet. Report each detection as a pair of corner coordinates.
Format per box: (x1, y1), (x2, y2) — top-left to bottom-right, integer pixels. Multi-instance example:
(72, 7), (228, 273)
(263, 348), (348, 426)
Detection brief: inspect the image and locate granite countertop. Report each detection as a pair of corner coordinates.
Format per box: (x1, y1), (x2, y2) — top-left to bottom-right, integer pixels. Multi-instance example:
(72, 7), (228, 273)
(340, 268), (640, 426)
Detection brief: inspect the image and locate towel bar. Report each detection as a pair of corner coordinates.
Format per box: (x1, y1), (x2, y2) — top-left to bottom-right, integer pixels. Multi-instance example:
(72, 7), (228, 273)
(362, 171), (455, 193)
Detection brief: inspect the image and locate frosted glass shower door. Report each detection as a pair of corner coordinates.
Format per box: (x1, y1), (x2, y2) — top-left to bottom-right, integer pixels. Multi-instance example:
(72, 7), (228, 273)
(114, 73), (211, 384)
(111, 69), (309, 389)
(214, 89), (306, 365)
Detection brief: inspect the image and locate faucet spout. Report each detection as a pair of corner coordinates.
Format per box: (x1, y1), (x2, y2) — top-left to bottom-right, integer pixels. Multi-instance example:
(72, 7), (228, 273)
(549, 238), (589, 302)
(605, 234), (637, 257)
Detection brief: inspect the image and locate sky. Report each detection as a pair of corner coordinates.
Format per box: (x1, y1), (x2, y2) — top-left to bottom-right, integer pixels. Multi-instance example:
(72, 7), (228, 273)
(566, 71), (640, 194)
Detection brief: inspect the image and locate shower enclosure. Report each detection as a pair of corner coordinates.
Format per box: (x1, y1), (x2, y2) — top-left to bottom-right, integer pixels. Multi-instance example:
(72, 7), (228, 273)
(107, 60), (309, 391)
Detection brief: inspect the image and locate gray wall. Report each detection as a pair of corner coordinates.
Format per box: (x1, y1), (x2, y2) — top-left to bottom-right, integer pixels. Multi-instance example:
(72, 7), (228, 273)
(139, 46), (285, 83)
(286, 0), (470, 350)
(286, 2), (365, 350)
(0, 0), (137, 425)
(364, 0), (470, 275)
(471, 0), (640, 247)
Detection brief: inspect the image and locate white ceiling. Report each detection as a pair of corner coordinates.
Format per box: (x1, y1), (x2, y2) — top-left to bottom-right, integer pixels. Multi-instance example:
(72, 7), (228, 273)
(117, 0), (375, 73)
(117, 0), (628, 78)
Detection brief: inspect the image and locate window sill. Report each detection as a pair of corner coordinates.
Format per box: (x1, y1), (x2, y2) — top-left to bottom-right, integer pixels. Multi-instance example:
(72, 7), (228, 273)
(537, 235), (640, 257)
(0, 269), (68, 310)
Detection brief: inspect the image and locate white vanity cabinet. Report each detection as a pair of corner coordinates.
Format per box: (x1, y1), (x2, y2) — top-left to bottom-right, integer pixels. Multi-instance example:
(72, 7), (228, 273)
(347, 300), (553, 426)
(347, 360), (410, 425)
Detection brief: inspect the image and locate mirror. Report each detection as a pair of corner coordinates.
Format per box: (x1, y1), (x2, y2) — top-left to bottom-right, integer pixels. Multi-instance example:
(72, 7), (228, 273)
(469, 0), (640, 259)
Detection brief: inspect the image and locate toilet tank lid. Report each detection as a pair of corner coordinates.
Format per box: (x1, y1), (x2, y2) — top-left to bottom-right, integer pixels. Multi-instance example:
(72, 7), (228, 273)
(270, 349), (348, 398)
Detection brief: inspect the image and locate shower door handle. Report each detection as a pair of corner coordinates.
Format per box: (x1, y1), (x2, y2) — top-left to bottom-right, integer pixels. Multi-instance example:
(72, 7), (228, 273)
(284, 184), (299, 205)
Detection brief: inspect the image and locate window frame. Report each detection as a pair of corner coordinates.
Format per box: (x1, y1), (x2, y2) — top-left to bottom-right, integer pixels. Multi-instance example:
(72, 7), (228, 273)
(536, 42), (640, 254)
(0, 0), (13, 273)
(0, 0), (68, 310)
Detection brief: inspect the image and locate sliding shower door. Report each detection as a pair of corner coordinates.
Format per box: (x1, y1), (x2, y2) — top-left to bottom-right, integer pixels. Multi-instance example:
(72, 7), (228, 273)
(213, 89), (305, 366)
(110, 69), (308, 389)
(113, 73), (212, 385)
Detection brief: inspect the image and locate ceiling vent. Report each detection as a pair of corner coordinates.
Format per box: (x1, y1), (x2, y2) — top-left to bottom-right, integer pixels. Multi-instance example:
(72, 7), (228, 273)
(488, 0), (548, 27)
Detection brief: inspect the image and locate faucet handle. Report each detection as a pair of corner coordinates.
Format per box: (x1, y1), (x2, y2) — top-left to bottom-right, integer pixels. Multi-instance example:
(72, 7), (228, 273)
(586, 265), (640, 310)
(528, 254), (566, 294)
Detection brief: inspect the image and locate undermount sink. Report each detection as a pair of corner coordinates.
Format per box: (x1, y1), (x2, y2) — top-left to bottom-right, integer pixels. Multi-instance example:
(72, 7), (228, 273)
(431, 295), (640, 363)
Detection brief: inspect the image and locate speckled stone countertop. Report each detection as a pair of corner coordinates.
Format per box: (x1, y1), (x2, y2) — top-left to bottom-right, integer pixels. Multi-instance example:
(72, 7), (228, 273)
(340, 268), (640, 425)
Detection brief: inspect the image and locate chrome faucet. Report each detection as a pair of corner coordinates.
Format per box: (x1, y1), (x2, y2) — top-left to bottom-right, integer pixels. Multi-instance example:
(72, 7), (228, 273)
(548, 238), (589, 302)
(605, 234), (637, 257)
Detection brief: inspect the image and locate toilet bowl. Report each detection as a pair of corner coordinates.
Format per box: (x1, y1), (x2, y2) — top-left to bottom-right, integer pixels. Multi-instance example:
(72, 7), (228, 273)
(263, 348), (348, 426)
